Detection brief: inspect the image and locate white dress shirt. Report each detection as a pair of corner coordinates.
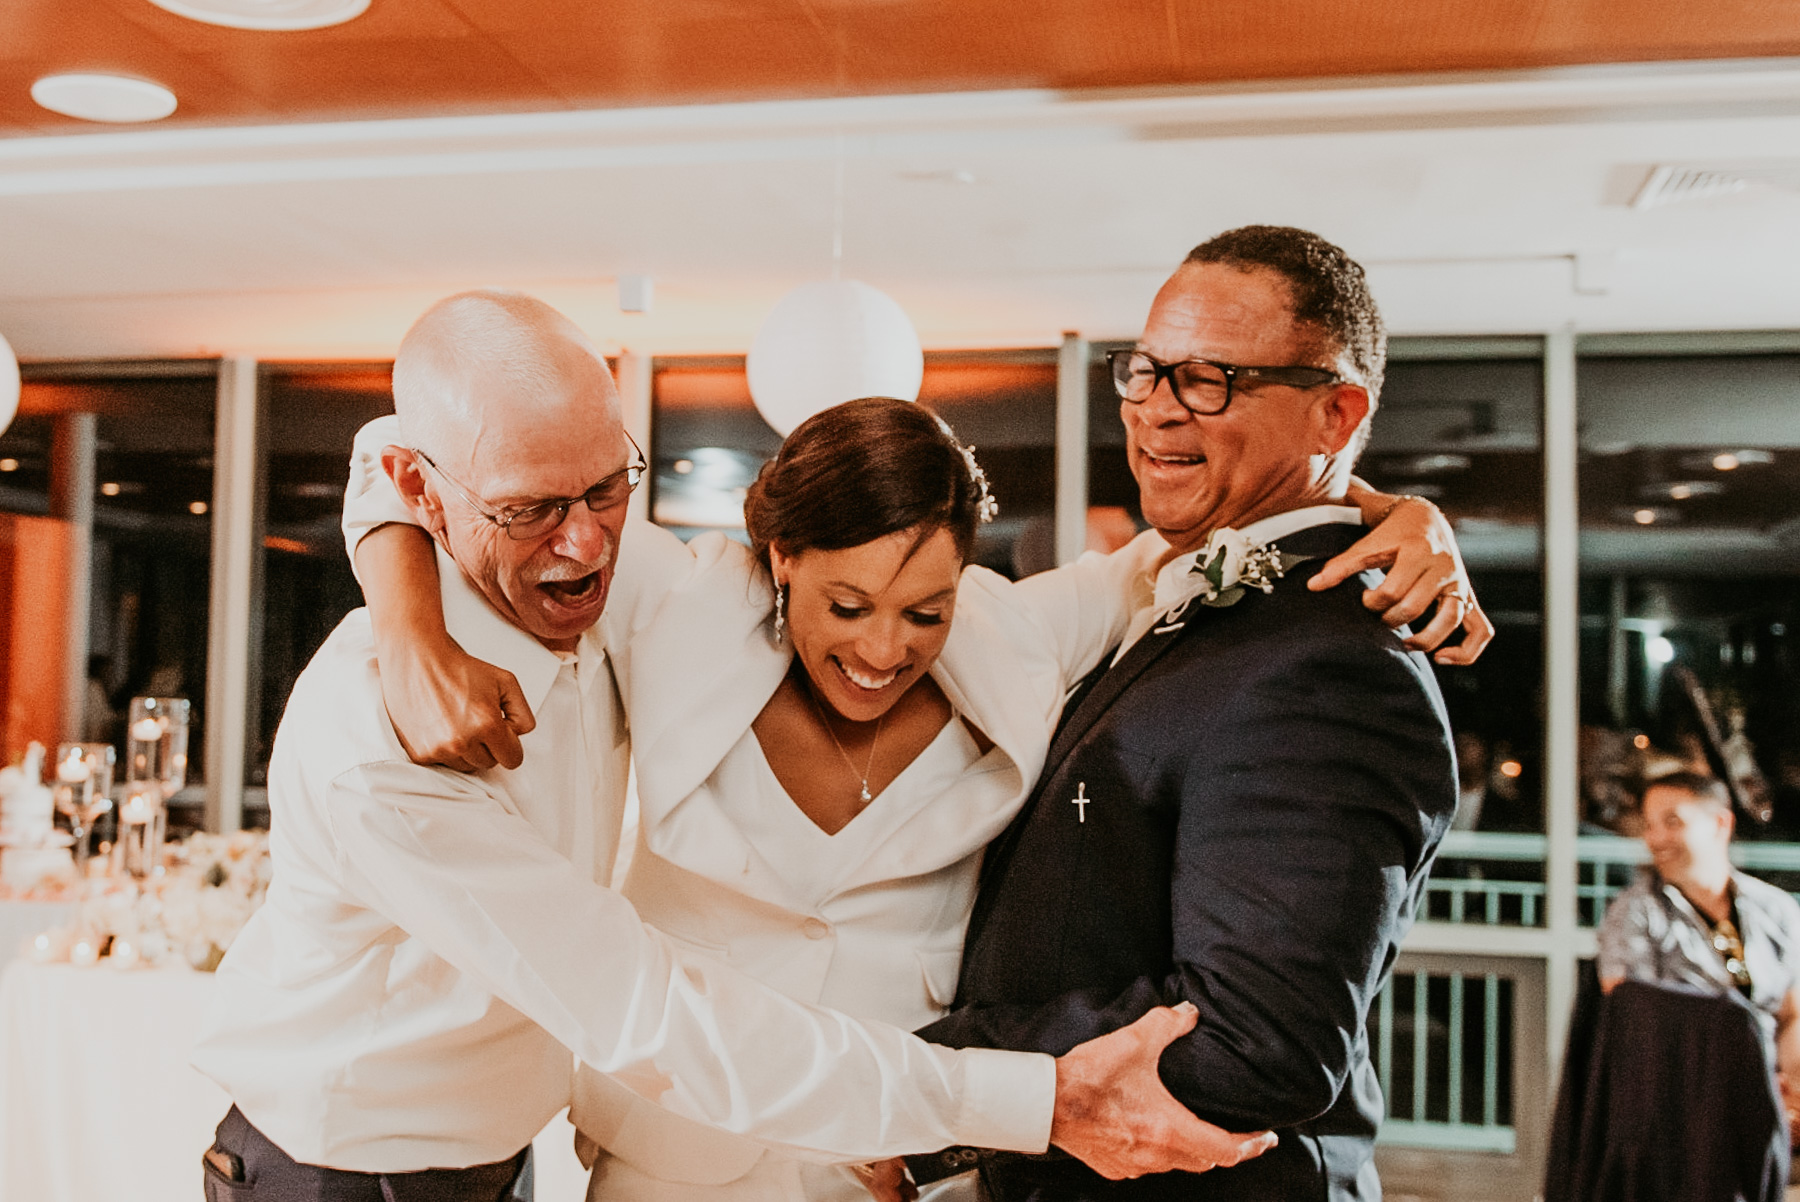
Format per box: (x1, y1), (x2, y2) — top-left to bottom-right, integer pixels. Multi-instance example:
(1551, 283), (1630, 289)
(1113, 504), (1364, 665)
(192, 534), (1055, 1172)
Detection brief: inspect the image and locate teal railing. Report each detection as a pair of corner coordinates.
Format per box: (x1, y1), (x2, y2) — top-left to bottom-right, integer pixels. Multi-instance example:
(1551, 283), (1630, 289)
(1423, 831), (1800, 929)
(1371, 967), (1517, 1153)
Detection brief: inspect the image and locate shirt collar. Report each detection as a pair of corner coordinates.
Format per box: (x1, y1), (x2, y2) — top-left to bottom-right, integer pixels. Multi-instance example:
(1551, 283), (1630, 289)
(1152, 503), (1363, 611)
(435, 543), (601, 713)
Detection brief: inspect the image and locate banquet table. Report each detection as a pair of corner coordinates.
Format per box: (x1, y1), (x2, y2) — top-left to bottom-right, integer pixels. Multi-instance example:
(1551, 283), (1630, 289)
(0, 898), (75, 975)
(0, 960), (590, 1202)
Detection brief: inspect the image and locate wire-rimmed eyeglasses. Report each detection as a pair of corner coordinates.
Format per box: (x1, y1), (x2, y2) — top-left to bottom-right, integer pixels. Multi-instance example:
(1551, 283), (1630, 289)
(1106, 349), (1341, 417)
(412, 433), (647, 541)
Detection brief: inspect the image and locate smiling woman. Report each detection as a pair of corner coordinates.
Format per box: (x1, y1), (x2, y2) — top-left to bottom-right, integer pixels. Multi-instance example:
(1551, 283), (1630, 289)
(742, 398), (990, 831)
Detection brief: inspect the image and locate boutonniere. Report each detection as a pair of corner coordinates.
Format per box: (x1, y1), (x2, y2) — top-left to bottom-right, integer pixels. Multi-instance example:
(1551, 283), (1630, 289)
(1190, 534), (1312, 609)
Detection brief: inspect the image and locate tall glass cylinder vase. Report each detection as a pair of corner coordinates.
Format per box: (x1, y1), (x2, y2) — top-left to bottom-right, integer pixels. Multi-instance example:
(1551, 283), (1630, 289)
(53, 743), (115, 877)
(120, 696), (187, 881)
(125, 696), (190, 801)
(112, 786), (166, 881)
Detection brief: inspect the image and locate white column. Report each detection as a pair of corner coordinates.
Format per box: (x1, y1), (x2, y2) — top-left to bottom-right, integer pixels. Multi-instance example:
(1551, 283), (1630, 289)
(615, 352), (654, 527)
(204, 357), (259, 833)
(1054, 332), (1089, 567)
(48, 412), (96, 743)
(1541, 327), (1581, 1075)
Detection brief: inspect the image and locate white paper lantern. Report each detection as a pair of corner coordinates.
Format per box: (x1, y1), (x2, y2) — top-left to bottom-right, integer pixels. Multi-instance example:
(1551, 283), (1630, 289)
(0, 331), (18, 440)
(746, 280), (924, 436)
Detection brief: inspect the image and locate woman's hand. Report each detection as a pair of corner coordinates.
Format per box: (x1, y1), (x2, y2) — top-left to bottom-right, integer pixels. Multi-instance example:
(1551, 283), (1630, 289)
(849, 1158), (918, 1202)
(1310, 493), (1494, 665)
(376, 630), (537, 772)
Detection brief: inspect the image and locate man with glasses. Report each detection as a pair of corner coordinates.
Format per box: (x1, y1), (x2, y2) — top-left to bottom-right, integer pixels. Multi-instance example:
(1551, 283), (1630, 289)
(191, 289), (1267, 1202)
(913, 227), (1466, 1200)
(1599, 770), (1800, 1144)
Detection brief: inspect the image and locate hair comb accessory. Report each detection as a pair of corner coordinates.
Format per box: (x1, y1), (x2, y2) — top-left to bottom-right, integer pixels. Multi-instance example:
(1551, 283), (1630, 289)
(956, 442), (1000, 524)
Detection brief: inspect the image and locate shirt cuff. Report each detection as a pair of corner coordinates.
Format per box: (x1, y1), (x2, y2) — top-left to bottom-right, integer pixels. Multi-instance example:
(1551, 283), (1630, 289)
(951, 1048), (1055, 1154)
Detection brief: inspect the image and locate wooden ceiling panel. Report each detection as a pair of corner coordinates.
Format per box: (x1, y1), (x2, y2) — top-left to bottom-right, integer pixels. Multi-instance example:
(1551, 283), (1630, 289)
(0, 0), (276, 134)
(105, 0), (482, 48)
(444, 0), (797, 37)
(497, 15), (835, 108)
(1533, 0), (1800, 62)
(3, 0), (1799, 139)
(222, 36), (559, 118)
(1167, 0), (1557, 81)
(834, 0), (1175, 93)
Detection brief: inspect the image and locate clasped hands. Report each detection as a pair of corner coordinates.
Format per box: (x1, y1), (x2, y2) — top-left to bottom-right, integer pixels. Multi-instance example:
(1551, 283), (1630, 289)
(852, 1003), (1277, 1202)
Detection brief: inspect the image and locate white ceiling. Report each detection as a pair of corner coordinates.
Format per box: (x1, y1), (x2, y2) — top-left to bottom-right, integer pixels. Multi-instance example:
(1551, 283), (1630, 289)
(2, 57), (1799, 362)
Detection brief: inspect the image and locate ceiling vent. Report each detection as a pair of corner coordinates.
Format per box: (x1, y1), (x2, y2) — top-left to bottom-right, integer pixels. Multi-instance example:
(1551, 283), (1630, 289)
(1633, 161), (1800, 209)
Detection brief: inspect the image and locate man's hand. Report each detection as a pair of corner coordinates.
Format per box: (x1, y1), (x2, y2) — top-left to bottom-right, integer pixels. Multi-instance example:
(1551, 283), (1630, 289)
(1051, 1003), (1276, 1179)
(377, 631), (536, 772)
(850, 1158), (918, 1202)
(1310, 495), (1494, 665)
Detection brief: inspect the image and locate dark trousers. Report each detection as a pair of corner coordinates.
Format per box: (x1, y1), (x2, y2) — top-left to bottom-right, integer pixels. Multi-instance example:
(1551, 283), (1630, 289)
(204, 1106), (533, 1202)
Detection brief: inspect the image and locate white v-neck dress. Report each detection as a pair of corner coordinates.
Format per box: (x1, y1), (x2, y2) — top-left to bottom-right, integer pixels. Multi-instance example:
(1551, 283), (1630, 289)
(723, 721), (982, 911)
(587, 715), (996, 1202)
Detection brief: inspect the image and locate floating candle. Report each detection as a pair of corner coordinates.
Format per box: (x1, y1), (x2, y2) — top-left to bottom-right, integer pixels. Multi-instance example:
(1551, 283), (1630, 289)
(120, 791), (156, 824)
(55, 751), (90, 783)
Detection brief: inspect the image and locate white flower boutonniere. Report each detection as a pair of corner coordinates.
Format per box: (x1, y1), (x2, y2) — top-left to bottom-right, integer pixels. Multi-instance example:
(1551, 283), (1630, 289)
(1190, 531), (1314, 609)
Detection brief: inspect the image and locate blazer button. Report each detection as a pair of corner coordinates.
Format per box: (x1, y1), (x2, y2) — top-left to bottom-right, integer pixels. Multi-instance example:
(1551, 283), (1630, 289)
(801, 918), (831, 940)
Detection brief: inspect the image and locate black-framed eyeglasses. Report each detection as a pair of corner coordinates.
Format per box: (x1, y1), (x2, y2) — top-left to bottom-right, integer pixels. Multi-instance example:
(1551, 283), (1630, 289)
(412, 433), (647, 541)
(1106, 349), (1341, 417)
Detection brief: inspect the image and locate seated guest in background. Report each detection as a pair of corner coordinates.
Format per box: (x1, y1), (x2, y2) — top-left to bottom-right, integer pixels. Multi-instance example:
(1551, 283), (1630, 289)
(191, 291), (1268, 1202)
(1598, 770), (1800, 1142)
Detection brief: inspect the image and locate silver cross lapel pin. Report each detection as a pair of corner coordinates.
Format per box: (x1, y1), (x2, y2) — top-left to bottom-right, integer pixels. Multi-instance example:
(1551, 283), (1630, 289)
(1072, 782), (1089, 823)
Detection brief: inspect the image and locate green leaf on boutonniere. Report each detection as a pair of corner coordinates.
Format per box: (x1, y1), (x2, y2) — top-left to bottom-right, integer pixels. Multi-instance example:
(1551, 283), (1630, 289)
(1200, 584), (1247, 608)
(1200, 546), (1227, 591)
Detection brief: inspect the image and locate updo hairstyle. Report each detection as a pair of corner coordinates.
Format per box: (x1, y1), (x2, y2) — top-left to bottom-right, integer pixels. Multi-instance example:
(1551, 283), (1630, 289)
(744, 396), (992, 573)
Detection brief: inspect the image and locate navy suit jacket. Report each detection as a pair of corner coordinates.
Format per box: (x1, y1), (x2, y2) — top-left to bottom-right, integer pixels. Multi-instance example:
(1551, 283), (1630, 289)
(918, 520), (1457, 1201)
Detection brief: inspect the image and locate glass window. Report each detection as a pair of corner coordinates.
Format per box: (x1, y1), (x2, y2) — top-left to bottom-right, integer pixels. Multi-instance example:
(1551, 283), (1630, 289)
(1358, 346), (1548, 926)
(1084, 342), (1148, 566)
(0, 413), (53, 517)
(650, 352), (1057, 577)
(1577, 347), (1800, 914)
(254, 365), (396, 790)
(0, 367), (217, 812)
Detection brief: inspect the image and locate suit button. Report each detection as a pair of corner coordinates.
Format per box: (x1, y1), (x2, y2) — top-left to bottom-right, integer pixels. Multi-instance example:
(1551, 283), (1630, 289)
(802, 918), (830, 940)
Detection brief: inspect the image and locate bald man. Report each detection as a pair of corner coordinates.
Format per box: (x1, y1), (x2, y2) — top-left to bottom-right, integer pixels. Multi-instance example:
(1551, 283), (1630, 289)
(190, 291), (1267, 1202)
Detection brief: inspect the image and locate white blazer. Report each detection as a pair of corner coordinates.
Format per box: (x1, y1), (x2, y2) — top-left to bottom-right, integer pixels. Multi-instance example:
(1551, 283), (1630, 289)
(573, 525), (1163, 1193)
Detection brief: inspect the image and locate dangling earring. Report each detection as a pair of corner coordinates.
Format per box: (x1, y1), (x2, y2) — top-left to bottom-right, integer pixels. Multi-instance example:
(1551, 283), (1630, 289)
(773, 584), (788, 645)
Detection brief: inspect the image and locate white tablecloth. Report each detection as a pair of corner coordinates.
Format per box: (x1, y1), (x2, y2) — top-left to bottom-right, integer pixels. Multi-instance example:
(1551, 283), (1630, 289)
(0, 899), (75, 975)
(0, 960), (590, 1202)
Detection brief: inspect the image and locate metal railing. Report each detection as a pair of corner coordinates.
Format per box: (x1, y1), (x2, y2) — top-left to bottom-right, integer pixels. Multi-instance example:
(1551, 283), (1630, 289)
(1422, 831), (1800, 929)
(1372, 966), (1518, 1153)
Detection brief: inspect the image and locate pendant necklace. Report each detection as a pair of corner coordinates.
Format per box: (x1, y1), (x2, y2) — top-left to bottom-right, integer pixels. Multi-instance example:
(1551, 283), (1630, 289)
(807, 684), (885, 805)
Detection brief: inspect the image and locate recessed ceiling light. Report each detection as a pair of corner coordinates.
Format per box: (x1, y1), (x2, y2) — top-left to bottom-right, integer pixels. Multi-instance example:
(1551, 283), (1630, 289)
(145, 0), (368, 31)
(31, 74), (177, 124)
